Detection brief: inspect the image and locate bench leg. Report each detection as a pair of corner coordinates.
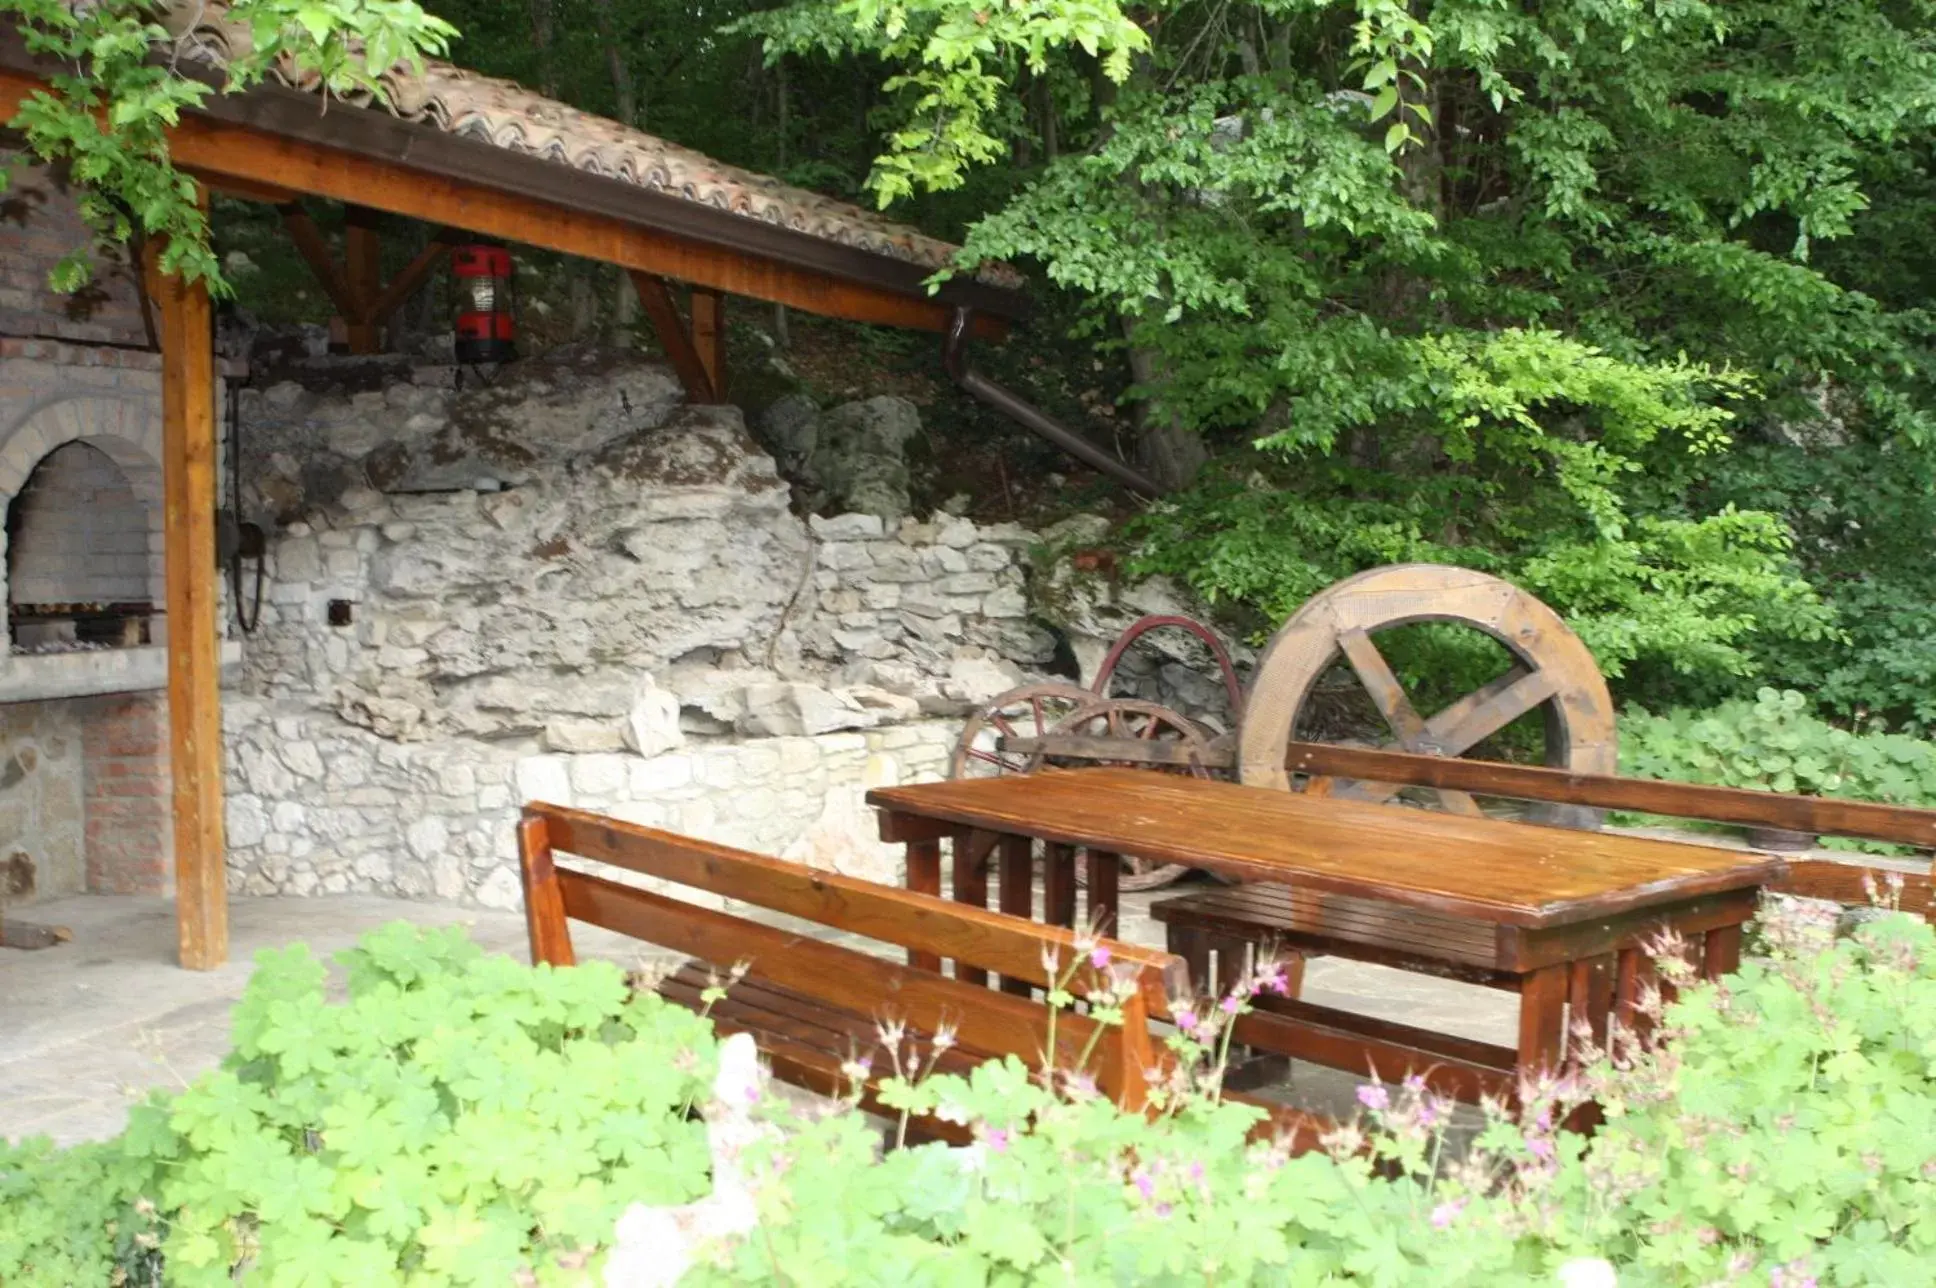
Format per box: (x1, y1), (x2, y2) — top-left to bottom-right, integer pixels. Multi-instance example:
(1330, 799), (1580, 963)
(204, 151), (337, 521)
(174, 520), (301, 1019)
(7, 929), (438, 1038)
(905, 838), (941, 972)
(1167, 926), (1213, 995)
(1044, 843), (1077, 929)
(999, 834), (1034, 996)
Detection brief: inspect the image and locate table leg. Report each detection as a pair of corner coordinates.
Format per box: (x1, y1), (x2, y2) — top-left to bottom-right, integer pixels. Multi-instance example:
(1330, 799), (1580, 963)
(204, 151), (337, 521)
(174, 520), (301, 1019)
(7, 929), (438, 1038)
(999, 834), (1034, 996)
(951, 829), (989, 986)
(1043, 842), (1077, 929)
(905, 837), (941, 972)
(1085, 848), (1120, 937)
(1517, 963), (1569, 1083)
(1566, 953), (1615, 1062)
(1702, 923), (1744, 980)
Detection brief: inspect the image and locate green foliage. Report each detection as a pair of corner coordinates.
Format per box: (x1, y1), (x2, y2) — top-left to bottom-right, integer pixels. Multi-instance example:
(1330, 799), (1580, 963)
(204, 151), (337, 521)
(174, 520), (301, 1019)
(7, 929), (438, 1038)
(1542, 911), (1936, 1286)
(1622, 689), (1936, 851)
(1, 0), (455, 291)
(7, 912), (1936, 1284)
(1, 922), (716, 1285)
(0, 1136), (164, 1286)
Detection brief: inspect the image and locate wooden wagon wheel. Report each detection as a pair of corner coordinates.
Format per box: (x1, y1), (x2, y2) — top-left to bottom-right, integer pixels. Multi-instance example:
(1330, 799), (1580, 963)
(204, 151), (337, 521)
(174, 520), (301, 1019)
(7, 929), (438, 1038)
(1091, 614), (1246, 727)
(949, 681), (1099, 780)
(1047, 698), (1213, 892)
(1237, 564), (1617, 826)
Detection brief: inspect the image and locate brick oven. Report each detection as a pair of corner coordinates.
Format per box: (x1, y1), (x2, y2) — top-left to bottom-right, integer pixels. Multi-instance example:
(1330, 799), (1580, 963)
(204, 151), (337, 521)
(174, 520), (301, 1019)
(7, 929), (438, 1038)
(1, 150), (179, 903)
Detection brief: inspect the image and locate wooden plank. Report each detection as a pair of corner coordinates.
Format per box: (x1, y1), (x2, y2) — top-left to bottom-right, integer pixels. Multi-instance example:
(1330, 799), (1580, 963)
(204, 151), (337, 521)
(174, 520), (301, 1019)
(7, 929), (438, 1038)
(1043, 841), (1077, 929)
(195, 172), (301, 204)
(1000, 734), (1936, 857)
(516, 815), (576, 967)
(629, 272), (716, 402)
(1701, 924), (1743, 979)
(867, 771), (1785, 927)
(1499, 888), (1760, 972)
(1773, 859), (1934, 918)
(1334, 628), (1482, 815)
(998, 834), (1033, 996)
(690, 287), (725, 401)
(0, 68), (1008, 337)
(1280, 742), (1936, 850)
(343, 205), (383, 352)
(277, 203), (363, 321)
(557, 868), (1119, 1084)
(532, 804), (1182, 1000)
(950, 829), (989, 987)
(148, 235), (227, 971)
(1228, 996), (1517, 1104)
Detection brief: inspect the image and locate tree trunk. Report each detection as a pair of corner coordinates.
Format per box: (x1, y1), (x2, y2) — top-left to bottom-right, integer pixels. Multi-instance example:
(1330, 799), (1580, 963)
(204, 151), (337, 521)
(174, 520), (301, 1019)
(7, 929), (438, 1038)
(1123, 326), (1208, 490)
(772, 57), (791, 348)
(590, 0), (642, 345)
(526, 0), (558, 97)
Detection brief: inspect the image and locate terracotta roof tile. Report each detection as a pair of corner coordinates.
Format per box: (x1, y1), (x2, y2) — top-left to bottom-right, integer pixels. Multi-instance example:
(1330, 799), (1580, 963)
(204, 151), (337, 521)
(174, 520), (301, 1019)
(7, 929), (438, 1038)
(160, 1), (1023, 291)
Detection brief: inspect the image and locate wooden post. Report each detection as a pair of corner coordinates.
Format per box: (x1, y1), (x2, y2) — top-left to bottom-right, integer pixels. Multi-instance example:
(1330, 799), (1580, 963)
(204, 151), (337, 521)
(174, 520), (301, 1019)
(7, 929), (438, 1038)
(690, 287), (724, 400)
(147, 232), (228, 971)
(343, 206), (383, 354)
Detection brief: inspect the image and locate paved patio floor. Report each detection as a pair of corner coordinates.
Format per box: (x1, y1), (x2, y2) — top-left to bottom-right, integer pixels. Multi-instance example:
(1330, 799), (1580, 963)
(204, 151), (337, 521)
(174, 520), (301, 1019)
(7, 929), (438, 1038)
(1, 885), (1516, 1146)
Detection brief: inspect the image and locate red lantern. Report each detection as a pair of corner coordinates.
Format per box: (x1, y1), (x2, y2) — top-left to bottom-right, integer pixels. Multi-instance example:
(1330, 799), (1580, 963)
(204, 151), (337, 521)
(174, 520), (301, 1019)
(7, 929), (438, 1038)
(451, 244), (515, 363)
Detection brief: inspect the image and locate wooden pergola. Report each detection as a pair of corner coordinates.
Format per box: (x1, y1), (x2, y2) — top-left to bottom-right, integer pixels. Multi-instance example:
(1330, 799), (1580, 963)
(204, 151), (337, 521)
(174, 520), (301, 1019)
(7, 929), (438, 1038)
(0, 28), (1027, 969)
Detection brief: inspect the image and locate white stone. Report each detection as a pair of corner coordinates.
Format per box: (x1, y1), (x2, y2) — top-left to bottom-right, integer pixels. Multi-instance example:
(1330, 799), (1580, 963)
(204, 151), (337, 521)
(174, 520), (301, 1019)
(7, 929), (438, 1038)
(515, 756), (573, 805)
(735, 683), (874, 737)
(474, 865), (522, 910)
(624, 682), (685, 758)
(946, 656), (1024, 704)
(405, 815), (448, 862)
(228, 795), (268, 848)
(570, 754), (629, 798)
(628, 754), (694, 795)
(279, 741), (326, 781)
(809, 512), (884, 540)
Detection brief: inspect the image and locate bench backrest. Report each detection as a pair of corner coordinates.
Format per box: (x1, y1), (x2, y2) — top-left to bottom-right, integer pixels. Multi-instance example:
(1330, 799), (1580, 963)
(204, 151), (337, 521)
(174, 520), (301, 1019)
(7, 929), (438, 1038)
(517, 802), (1187, 1108)
(1281, 741), (1934, 920)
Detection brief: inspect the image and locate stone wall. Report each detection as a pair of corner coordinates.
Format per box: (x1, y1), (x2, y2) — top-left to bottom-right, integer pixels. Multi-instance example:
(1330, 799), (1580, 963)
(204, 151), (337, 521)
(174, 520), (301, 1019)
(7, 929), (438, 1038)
(222, 351), (1058, 903)
(0, 698), (85, 903)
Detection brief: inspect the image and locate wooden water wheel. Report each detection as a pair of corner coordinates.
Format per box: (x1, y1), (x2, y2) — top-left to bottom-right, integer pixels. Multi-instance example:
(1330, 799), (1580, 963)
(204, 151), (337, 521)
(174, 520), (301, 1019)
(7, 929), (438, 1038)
(949, 682), (1099, 780)
(1045, 698), (1213, 892)
(1236, 564), (1617, 826)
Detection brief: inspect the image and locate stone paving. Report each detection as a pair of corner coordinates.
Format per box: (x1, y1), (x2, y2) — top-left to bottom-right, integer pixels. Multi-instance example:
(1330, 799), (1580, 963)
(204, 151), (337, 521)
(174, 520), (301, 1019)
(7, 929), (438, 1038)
(0, 886), (1517, 1147)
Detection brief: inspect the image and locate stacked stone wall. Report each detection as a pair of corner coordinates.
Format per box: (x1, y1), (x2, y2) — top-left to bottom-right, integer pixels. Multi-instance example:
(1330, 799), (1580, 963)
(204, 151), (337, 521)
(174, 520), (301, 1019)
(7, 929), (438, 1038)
(0, 698), (86, 902)
(220, 355), (1056, 902)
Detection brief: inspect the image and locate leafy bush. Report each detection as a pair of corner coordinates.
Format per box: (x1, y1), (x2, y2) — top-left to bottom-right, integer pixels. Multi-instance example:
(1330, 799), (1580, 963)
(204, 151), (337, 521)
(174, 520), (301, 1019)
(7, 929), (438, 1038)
(8, 913), (1934, 1285)
(690, 910), (1936, 1286)
(1, 922), (718, 1285)
(1622, 688), (1936, 849)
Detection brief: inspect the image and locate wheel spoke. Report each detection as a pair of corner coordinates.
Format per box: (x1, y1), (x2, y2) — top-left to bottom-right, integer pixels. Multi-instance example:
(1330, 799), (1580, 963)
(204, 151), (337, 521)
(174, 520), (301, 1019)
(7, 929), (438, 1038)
(1337, 628), (1431, 746)
(1428, 668), (1560, 756)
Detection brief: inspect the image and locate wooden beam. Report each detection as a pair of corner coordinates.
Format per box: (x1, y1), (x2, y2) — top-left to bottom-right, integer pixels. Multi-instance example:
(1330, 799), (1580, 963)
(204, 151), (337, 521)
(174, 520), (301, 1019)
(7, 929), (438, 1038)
(343, 205), (382, 353)
(629, 272), (715, 401)
(366, 234), (450, 325)
(3, 71), (1008, 339)
(145, 229), (228, 971)
(277, 203), (363, 322)
(196, 172), (301, 204)
(690, 287), (724, 402)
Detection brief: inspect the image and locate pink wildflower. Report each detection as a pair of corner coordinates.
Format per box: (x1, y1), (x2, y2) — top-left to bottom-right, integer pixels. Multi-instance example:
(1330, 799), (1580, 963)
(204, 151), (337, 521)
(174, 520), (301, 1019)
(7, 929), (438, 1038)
(1219, 994), (1242, 1015)
(986, 1127), (1010, 1153)
(1089, 945), (1112, 969)
(1429, 1200), (1464, 1229)
(1355, 1084), (1389, 1112)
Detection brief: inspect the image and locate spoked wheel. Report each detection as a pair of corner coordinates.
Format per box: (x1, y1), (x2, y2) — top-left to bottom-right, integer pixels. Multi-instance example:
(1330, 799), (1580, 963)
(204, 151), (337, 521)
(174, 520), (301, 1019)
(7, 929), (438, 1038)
(1045, 698), (1214, 892)
(949, 681), (1099, 780)
(1237, 564), (1617, 828)
(1091, 614), (1246, 734)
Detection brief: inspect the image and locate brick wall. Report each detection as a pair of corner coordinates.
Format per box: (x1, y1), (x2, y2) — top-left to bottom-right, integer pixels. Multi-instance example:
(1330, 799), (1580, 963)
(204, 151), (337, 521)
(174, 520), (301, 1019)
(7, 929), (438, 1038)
(80, 693), (172, 894)
(0, 151), (151, 348)
(7, 440), (153, 605)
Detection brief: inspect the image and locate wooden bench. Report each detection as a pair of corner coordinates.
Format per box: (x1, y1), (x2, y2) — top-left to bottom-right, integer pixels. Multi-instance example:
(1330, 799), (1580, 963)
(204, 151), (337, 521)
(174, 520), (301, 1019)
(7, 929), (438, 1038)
(515, 802), (1188, 1139)
(1151, 742), (1936, 1100)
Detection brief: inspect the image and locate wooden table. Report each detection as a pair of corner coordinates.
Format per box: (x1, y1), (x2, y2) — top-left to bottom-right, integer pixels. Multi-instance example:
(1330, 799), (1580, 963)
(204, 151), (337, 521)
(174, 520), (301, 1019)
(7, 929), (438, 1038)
(867, 768), (1786, 1095)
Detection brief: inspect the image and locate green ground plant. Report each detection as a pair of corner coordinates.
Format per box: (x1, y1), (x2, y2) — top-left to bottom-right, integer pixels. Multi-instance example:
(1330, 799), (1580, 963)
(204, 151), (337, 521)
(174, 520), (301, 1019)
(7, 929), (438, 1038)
(1621, 689), (1936, 853)
(5, 909), (1934, 1285)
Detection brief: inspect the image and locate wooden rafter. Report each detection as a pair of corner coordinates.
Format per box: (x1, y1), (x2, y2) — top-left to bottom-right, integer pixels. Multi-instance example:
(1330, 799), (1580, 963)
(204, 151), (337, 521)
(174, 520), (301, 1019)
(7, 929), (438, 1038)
(629, 271), (716, 402)
(276, 201), (452, 354)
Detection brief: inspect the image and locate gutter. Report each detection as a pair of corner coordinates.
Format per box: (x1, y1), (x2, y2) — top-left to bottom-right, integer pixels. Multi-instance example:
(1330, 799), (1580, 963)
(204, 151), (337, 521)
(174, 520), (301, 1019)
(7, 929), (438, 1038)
(943, 308), (1164, 497)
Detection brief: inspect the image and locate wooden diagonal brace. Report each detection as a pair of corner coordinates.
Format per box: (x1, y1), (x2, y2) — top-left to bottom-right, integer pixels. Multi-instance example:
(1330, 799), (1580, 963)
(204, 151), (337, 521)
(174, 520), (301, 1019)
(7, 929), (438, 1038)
(631, 271), (719, 402)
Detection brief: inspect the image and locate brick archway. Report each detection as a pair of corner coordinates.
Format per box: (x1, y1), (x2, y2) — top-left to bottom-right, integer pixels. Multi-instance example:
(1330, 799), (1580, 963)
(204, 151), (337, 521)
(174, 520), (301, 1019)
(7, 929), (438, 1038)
(0, 395), (166, 651)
